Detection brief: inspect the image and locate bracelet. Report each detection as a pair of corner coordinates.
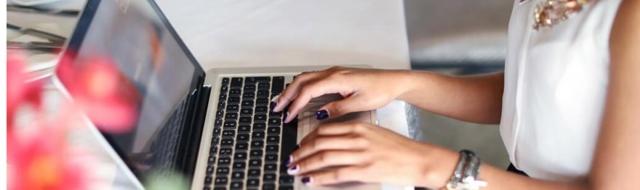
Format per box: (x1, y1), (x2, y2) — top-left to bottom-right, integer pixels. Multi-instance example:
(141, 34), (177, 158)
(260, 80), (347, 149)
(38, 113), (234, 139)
(446, 149), (487, 190)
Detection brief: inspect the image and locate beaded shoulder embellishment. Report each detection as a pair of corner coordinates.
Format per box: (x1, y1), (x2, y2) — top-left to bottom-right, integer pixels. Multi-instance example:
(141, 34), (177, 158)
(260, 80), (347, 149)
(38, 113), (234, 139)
(533, 0), (591, 30)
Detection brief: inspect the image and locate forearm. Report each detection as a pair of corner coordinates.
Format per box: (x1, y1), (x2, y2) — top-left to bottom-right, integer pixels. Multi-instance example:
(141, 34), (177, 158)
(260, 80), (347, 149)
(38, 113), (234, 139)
(417, 145), (586, 190)
(397, 71), (504, 124)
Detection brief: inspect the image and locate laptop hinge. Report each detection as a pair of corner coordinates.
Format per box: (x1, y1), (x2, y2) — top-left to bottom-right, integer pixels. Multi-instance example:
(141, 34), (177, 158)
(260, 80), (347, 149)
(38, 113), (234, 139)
(176, 83), (211, 185)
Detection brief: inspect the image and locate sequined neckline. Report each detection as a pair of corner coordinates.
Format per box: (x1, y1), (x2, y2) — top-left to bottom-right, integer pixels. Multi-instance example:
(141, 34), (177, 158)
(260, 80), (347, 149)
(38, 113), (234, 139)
(533, 0), (591, 30)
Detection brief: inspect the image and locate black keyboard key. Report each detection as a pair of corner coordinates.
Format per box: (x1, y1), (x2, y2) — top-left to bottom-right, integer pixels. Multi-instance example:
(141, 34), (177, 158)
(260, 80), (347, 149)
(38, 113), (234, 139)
(279, 176), (294, 185)
(258, 82), (270, 90)
(249, 159), (262, 167)
(220, 85), (228, 92)
(221, 139), (234, 146)
(214, 119), (223, 127)
(240, 108), (253, 115)
(222, 78), (230, 85)
(255, 106), (268, 113)
(239, 117), (252, 124)
(219, 148), (233, 156)
(213, 127), (221, 135)
(252, 131), (265, 139)
(233, 162), (246, 169)
(230, 181), (243, 189)
(268, 118), (281, 126)
(205, 176), (212, 184)
(267, 127), (280, 134)
(224, 122), (236, 128)
(235, 142), (248, 150)
(230, 77), (243, 88)
(214, 188), (226, 190)
(256, 98), (269, 105)
(208, 156), (216, 164)
(250, 150), (263, 158)
(263, 173), (276, 181)
(253, 123), (266, 130)
(263, 184), (276, 190)
(210, 145), (218, 154)
(234, 152), (247, 160)
(216, 167), (230, 175)
(228, 97), (240, 104)
(217, 157), (231, 165)
(222, 130), (235, 137)
(216, 110), (224, 117)
(238, 125), (251, 133)
(242, 93), (255, 99)
(214, 177), (228, 185)
(265, 163), (277, 171)
(247, 179), (259, 187)
(241, 100), (253, 107)
(248, 169), (261, 177)
(279, 186), (293, 190)
(225, 113), (238, 120)
(267, 136), (280, 144)
(265, 154), (278, 162)
(237, 134), (250, 142)
(272, 76), (284, 93)
(231, 171), (245, 180)
(266, 145), (278, 152)
(254, 114), (267, 122)
(229, 89), (241, 95)
(206, 165), (214, 174)
(219, 93), (227, 101)
(257, 90), (269, 97)
(217, 102), (225, 111)
(226, 104), (239, 112)
(253, 76), (270, 82)
(251, 141), (264, 148)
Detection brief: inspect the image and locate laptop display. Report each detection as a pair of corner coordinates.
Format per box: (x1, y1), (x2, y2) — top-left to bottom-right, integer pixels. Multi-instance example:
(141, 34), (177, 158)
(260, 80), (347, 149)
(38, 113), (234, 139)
(57, 0), (204, 179)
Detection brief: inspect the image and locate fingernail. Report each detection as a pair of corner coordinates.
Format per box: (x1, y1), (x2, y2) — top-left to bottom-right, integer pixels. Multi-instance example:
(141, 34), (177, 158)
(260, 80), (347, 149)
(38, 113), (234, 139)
(287, 165), (299, 175)
(287, 155), (293, 165)
(302, 176), (311, 185)
(315, 110), (329, 120)
(271, 94), (281, 103)
(285, 112), (292, 123)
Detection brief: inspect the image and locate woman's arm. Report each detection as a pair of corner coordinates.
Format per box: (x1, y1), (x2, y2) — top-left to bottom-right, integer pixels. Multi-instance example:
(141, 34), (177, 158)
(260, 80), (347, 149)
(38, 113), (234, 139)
(425, 1), (640, 189)
(286, 1), (640, 189)
(399, 72), (504, 124)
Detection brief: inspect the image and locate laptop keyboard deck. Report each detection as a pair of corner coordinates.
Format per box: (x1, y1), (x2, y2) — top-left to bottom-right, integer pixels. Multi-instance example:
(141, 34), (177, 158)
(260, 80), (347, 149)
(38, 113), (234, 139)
(204, 76), (297, 190)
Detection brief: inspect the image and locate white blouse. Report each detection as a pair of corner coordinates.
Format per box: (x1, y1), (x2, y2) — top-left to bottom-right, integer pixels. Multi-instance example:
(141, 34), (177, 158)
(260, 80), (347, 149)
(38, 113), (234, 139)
(500, 0), (622, 181)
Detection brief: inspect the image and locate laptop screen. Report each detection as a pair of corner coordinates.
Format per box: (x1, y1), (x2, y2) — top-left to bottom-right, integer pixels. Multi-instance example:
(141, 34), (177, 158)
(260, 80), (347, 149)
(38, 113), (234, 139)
(58, 0), (203, 178)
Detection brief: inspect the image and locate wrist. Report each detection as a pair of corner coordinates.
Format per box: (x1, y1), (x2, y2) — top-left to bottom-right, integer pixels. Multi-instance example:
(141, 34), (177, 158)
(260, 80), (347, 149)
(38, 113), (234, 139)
(415, 144), (459, 188)
(388, 70), (421, 100)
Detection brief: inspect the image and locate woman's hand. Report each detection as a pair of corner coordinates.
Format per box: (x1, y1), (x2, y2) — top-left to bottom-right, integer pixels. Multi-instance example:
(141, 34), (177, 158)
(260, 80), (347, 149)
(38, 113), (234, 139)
(286, 122), (459, 188)
(273, 67), (413, 123)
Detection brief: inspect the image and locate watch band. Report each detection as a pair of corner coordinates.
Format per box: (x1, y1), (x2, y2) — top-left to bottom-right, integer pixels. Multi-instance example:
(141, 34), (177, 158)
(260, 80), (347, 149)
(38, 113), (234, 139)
(446, 149), (487, 190)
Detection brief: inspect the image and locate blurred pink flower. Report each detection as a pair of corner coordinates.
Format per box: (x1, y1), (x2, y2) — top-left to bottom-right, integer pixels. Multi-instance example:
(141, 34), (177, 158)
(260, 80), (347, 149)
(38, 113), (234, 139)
(8, 127), (87, 190)
(7, 51), (43, 129)
(57, 53), (140, 133)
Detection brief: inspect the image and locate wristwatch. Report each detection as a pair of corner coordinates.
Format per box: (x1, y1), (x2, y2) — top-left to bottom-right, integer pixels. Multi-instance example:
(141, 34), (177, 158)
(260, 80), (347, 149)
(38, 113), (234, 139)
(446, 150), (487, 190)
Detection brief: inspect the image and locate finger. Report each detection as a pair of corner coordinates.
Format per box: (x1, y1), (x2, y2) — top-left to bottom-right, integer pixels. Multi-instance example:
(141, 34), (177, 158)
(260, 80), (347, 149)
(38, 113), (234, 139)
(284, 79), (343, 123)
(291, 134), (368, 165)
(274, 71), (322, 112)
(296, 122), (360, 148)
(289, 150), (367, 176)
(300, 166), (368, 186)
(318, 93), (371, 119)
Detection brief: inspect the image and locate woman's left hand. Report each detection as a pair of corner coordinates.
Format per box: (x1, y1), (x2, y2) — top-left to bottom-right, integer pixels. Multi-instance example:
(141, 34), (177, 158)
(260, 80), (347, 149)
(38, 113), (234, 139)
(286, 122), (458, 188)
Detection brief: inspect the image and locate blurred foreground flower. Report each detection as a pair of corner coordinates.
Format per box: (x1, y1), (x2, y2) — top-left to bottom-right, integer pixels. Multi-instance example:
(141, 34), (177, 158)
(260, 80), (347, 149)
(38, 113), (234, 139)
(7, 51), (140, 189)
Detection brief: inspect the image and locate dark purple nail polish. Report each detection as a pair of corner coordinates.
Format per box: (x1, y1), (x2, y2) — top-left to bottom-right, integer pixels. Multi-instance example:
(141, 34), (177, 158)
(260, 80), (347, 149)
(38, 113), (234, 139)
(301, 176), (311, 184)
(315, 110), (329, 120)
(289, 165), (297, 170)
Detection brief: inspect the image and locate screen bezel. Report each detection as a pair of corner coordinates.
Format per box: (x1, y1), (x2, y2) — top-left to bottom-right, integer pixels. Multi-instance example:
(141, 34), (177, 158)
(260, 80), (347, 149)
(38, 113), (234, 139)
(54, 0), (206, 184)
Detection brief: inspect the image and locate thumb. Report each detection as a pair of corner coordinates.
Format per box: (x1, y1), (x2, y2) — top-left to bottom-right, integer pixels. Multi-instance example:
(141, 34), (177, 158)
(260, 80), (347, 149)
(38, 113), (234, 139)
(317, 94), (368, 120)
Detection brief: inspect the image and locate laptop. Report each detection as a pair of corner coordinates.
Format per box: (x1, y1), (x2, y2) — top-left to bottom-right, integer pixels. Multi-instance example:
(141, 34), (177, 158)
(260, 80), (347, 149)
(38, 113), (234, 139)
(54, 0), (391, 189)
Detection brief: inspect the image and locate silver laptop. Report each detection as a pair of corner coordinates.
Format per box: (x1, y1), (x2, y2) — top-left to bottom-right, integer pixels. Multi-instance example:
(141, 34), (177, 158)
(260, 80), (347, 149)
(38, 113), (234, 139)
(55, 0), (388, 190)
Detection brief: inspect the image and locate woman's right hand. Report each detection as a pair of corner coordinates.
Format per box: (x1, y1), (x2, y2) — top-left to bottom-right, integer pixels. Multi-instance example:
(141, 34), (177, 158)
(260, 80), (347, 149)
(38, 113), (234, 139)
(273, 66), (414, 122)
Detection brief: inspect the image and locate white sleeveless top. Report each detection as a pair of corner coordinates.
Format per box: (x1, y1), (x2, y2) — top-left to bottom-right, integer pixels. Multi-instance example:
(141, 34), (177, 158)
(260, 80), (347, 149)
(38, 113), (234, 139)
(500, 0), (622, 181)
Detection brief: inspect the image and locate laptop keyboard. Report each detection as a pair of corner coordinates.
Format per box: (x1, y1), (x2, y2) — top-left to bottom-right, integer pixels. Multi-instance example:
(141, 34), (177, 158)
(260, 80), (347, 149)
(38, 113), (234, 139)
(204, 76), (296, 190)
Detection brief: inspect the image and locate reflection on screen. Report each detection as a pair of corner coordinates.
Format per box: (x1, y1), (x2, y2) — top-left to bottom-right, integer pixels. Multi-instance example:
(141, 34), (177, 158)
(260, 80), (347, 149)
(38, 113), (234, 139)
(73, 0), (196, 177)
